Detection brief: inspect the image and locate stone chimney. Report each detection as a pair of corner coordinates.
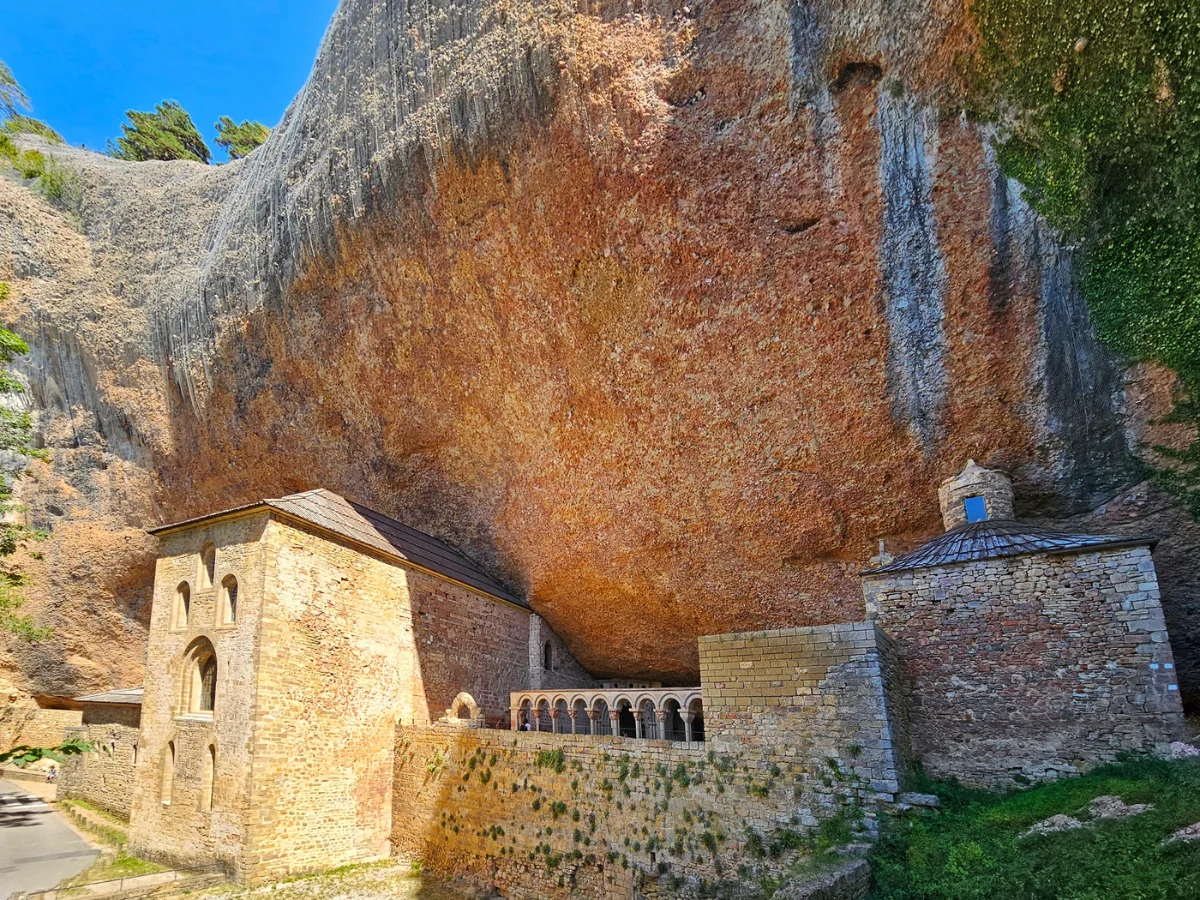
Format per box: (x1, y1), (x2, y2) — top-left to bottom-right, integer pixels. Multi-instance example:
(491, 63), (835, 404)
(937, 460), (1014, 531)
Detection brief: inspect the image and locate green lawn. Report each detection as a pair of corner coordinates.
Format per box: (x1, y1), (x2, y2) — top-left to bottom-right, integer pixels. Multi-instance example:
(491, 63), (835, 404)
(870, 757), (1200, 900)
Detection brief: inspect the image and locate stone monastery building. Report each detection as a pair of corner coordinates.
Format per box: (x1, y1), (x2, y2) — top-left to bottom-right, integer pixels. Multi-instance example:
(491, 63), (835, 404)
(55, 461), (1185, 892)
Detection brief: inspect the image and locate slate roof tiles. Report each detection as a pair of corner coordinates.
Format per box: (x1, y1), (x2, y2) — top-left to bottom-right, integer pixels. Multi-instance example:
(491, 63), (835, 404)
(151, 489), (526, 608)
(864, 519), (1155, 576)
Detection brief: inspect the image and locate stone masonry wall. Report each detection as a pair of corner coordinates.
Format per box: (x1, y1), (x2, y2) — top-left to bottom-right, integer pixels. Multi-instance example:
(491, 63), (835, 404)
(82, 703), (142, 728)
(393, 725), (868, 900)
(531, 614), (596, 692)
(130, 512), (269, 876)
(0, 706), (81, 750)
(701, 622), (909, 816)
(409, 574), (583, 728)
(391, 624), (906, 899)
(864, 546), (1185, 786)
(235, 516), (416, 881)
(59, 723), (139, 818)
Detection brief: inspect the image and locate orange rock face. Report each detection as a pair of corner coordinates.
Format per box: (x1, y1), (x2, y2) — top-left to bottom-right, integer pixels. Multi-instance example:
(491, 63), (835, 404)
(3, 0), (1195, 696)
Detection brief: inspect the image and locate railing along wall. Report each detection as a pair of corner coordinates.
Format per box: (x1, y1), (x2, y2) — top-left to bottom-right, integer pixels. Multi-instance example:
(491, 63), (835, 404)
(509, 688), (705, 743)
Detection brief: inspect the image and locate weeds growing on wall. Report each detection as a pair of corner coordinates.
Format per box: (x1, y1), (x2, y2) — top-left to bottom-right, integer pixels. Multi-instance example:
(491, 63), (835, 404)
(968, 0), (1200, 513)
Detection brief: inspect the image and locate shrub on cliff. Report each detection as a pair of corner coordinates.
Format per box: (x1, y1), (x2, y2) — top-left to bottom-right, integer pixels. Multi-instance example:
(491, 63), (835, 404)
(4, 113), (64, 144)
(870, 757), (1200, 899)
(108, 101), (211, 164)
(0, 284), (49, 640)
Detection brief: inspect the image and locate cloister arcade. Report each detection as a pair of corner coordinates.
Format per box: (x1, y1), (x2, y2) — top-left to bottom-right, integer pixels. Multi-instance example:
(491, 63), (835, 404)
(509, 689), (705, 743)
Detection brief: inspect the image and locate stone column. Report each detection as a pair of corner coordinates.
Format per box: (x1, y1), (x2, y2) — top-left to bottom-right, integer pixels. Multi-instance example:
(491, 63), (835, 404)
(549, 708), (561, 734)
(633, 709), (644, 740)
(609, 708), (621, 737)
(510, 706), (521, 731)
(587, 708), (600, 737)
(682, 710), (695, 743)
(571, 707), (579, 735)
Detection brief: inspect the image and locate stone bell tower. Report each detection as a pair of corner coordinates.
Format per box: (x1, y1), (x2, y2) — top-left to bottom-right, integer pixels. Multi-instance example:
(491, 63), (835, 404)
(936, 459), (1014, 530)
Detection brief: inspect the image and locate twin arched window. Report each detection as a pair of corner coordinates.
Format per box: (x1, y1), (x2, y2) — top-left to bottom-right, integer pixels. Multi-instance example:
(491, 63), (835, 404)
(160, 740), (217, 811)
(175, 547), (239, 630)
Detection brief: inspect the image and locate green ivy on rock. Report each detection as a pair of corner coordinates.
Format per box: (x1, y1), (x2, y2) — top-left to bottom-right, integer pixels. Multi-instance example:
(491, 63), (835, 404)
(970, 0), (1200, 513)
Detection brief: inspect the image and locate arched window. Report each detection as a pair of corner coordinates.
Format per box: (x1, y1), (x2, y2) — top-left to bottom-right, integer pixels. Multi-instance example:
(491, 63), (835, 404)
(689, 698), (706, 742)
(639, 699), (658, 739)
(661, 699), (685, 742)
(200, 745), (216, 812)
(554, 698), (570, 733)
(451, 691), (478, 720)
(199, 543), (216, 589)
(161, 741), (175, 806)
(543, 641), (553, 671)
(181, 637), (218, 716)
(593, 699), (612, 736)
(173, 583), (191, 630)
(200, 657), (217, 712)
(573, 699), (590, 735)
(219, 575), (238, 625)
(518, 699), (533, 731)
(617, 700), (636, 738)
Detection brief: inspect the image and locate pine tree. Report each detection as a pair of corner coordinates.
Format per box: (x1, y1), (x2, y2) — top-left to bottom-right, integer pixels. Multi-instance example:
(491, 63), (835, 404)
(0, 61), (30, 120)
(0, 60), (59, 145)
(214, 116), (269, 160)
(109, 101), (211, 164)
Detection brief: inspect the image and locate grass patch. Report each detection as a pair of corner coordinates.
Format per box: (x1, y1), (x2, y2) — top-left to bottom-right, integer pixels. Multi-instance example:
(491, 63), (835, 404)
(59, 797), (130, 826)
(61, 851), (165, 888)
(870, 757), (1200, 899)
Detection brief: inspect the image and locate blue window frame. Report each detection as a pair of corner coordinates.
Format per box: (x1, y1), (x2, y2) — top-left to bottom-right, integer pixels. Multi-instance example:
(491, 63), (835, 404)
(963, 495), (987, 523)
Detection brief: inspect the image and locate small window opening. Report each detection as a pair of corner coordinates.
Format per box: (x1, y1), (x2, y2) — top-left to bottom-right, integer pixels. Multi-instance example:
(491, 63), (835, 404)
(220, 575), (238, 624)
(132, 743), (139, 766)
(200, 745), (216, 812)
(174, 583), (191, 629)
(200, 543), (216, 589)
(543, 641), (553, 671)
(963, 495), (988, 523)
(161, 741), (175, 805)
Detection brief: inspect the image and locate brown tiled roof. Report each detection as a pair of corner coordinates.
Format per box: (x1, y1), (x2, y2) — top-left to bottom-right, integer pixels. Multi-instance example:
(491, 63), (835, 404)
(75, 687), (143, 706)
(151, 489), (527, 608)
(863, 519), (1155, 576)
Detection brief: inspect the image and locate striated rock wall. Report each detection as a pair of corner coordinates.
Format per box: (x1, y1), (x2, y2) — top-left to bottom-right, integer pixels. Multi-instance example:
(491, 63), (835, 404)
(0, 0), (1194, 700)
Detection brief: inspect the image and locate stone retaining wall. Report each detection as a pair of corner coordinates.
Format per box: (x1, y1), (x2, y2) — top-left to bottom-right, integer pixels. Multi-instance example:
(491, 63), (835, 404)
(59, 723), (139, 818)
(701, 621), (909, 816)
(392, 623), (908, 898)
(0, 706), (81, 750)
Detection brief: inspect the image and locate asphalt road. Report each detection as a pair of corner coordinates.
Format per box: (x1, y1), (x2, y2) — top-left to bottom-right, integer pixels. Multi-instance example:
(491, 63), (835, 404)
(0, 779), (98, 897)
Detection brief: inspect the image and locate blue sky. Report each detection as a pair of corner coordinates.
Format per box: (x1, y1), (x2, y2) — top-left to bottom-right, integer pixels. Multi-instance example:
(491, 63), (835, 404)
(2, 1), (339, 161)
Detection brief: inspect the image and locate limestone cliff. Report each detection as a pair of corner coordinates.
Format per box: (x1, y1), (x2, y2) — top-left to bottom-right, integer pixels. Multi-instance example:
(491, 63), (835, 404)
(2, 0), (1198, 703)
